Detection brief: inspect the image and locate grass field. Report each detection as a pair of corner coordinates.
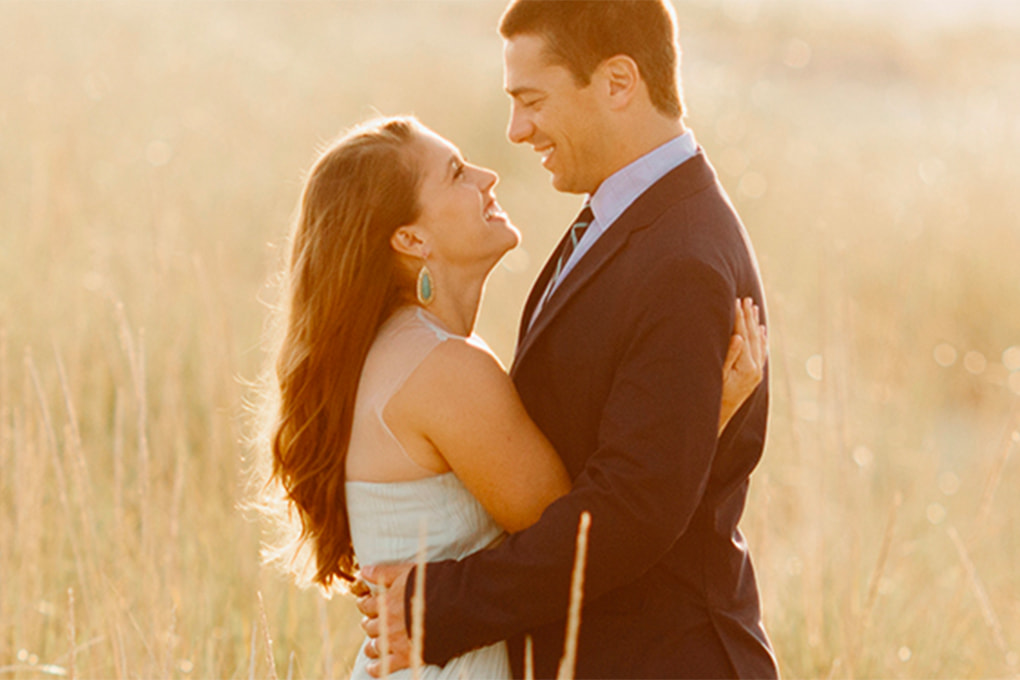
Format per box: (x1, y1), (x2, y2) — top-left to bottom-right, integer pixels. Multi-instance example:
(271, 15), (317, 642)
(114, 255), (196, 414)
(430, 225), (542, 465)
(2, 1), (1019, 677)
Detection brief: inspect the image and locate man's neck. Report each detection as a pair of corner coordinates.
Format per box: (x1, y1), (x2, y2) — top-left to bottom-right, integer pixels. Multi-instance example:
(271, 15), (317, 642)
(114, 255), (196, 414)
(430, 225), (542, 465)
(595, 116), (686, 192)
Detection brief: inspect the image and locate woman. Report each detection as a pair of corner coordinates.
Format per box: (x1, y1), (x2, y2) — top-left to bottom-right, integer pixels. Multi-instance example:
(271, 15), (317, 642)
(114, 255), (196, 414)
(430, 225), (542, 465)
(255, 116), (766, 678)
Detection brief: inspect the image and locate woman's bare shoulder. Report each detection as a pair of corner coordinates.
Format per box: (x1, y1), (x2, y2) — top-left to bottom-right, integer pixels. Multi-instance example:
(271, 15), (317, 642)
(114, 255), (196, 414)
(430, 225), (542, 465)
(409, 334), (511, 403)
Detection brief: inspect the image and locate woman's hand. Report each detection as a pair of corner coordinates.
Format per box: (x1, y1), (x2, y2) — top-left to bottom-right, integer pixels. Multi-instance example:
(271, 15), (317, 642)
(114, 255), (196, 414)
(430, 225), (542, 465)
(355, 564), (414, 677)
(719, 298), (767, 433)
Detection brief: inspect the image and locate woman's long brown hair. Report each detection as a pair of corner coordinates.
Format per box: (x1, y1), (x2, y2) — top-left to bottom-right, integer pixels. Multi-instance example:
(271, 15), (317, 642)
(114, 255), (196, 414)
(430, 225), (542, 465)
(256, 117), (423, 591)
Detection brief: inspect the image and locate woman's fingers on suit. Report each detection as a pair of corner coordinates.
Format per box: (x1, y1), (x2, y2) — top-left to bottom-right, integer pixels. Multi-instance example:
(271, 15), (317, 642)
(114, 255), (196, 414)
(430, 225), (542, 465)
(724, 298), (767, 395)
(745, 301), (762, 370)
(723, 334), (744, 375)
(350, 577), (372, 598)
(726, 299), (754, 377)
(733, 299), (748, 343)
(754, 323), (767, 369)
(360, 613), (380, 638)
(740, 298), (766, 372)
(737, 299), (756, 369)
(735, 337), (758, 383)
(749, 300), (764, 367)
(357, 593), (379, 618)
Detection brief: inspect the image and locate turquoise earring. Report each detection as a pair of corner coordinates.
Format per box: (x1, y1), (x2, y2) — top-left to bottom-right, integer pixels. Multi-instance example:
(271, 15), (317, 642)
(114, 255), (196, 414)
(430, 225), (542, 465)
(416, 265), (435, 305)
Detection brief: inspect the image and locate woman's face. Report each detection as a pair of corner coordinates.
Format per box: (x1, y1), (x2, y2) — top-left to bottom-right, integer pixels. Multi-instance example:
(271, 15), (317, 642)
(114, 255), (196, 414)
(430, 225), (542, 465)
(409, 129), (520, 271)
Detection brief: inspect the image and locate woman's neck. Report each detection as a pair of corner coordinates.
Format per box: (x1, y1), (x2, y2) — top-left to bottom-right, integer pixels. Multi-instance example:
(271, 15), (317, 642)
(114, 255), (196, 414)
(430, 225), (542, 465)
(419, 267), (486, 337)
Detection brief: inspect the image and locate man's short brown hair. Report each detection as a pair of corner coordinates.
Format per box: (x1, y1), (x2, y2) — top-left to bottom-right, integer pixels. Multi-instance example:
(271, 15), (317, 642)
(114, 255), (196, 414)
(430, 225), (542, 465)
(499, 0), (684, 118)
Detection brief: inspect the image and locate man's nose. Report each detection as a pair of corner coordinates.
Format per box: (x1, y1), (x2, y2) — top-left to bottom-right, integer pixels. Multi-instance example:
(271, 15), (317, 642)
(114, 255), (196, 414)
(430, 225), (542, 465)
(506, 105), (531, 144)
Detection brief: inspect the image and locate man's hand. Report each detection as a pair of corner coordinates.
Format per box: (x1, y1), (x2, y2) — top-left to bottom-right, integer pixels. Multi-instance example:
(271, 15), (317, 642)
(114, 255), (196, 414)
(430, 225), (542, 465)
(356, 564), (414, 678)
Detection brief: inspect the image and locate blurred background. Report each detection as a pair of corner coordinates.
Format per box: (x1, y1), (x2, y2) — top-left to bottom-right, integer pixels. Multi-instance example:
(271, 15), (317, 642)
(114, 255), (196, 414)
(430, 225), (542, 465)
(2, 0), (1019, 677)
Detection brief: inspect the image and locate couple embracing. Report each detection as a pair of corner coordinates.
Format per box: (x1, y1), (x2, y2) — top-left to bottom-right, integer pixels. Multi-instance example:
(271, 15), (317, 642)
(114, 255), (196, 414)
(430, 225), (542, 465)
(259, 1), (779, 678)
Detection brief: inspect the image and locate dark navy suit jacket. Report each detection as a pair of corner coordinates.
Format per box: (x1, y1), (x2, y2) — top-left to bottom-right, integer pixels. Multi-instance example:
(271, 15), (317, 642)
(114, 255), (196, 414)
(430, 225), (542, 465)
(409, 151), (779, 679)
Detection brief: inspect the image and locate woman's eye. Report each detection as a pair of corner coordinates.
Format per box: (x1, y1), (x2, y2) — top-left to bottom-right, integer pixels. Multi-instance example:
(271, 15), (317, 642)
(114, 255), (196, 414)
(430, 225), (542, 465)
(454, 164), (465, 179)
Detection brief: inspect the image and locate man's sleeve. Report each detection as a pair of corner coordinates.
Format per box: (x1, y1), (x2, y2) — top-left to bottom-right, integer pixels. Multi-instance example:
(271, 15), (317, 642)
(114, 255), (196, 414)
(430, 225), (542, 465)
(411, 256), (733, 666)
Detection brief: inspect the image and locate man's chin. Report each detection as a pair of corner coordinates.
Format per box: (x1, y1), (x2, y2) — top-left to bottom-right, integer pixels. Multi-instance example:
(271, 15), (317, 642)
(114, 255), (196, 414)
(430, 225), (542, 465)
(549, 173), (586, 195)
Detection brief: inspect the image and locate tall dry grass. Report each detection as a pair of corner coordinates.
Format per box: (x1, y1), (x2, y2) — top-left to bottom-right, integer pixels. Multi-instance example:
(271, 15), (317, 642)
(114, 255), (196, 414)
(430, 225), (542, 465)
(2, 1), (1019, 677)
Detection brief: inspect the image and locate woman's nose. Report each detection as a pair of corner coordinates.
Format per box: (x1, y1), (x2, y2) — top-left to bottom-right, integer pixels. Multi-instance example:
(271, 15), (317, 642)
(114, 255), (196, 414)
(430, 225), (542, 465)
(475, 165), (498, 191)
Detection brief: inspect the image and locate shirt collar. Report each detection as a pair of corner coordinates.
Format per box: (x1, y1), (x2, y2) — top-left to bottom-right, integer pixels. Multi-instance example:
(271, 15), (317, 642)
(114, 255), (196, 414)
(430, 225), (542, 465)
(588, 130), (698, 230)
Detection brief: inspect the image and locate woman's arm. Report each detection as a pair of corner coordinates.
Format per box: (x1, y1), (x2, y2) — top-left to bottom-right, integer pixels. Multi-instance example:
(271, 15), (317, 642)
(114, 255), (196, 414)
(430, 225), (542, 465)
(385, 297), (764, 536)
(386, 337), (570, 533)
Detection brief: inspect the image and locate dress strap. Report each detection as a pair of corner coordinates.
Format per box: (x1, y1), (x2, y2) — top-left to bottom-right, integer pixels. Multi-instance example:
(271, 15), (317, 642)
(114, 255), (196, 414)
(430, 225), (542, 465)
(414, 306), (461, 342)
(369, 307), (458, 477)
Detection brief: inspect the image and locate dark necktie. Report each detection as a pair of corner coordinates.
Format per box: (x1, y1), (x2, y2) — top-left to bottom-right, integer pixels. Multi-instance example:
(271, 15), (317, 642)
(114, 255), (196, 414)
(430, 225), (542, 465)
(531, 204), (594, 325)
(550, 204), (594, 287)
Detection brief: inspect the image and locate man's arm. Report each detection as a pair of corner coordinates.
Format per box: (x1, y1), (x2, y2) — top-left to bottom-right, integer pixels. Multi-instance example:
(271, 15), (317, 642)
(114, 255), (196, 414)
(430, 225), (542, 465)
(411, 256), (735, 665)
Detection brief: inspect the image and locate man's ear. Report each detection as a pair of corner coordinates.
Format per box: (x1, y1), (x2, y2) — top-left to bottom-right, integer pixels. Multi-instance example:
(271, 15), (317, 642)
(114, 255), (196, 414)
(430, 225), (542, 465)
(390, 225), (429, 259)
(599, 54), (640, 110)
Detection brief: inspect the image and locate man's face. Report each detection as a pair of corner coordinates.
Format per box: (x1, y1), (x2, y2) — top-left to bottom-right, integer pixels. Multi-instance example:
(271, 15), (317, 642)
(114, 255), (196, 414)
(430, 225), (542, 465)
(503, 34), (611, 195)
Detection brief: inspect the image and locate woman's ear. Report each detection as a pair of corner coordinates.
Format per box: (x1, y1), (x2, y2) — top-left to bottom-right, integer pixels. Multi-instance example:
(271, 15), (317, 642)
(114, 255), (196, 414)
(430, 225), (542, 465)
(390, 225), (429, 258)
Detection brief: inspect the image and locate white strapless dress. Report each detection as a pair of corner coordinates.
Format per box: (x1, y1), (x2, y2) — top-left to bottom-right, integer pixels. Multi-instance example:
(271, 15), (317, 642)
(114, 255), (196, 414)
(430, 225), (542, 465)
(344, 306), (511, 679)
(346, 474), (511, 679)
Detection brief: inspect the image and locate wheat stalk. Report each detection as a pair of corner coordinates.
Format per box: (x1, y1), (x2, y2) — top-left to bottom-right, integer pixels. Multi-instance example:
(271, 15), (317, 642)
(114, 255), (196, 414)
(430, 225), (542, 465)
(318, 597), (333, 679)
(976, 413), (1019, 525)
(411, 518), (427, 679)
(0, 327), (9, 497)
(162, 604), (179, 679)
(134, 330), (152, 561)
(286, 651), (296, 680)
(67, 587), (77, 680)
(27, 351), (89, 600)
(248, 623), (258, 680)
(257, 591), (280, 680)
(55, 345), (102, 614)
(947, 525), (1018, 677)
(112, 388), (127, 545)
(556, 511), (591, 680)
(378, 582), (391, 679)
(844, 491), (901, 678)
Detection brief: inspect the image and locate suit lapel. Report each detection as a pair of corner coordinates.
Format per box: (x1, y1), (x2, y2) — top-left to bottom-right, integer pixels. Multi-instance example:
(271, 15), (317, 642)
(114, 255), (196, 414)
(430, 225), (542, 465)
(515, 224), (576, 352)
(514, 216), (637, 366)
(512, 151), (718, 373)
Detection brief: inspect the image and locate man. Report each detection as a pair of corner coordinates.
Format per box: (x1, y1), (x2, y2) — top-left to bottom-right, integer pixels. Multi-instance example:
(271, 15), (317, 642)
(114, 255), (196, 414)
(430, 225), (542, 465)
(359, 1), (778, 677)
